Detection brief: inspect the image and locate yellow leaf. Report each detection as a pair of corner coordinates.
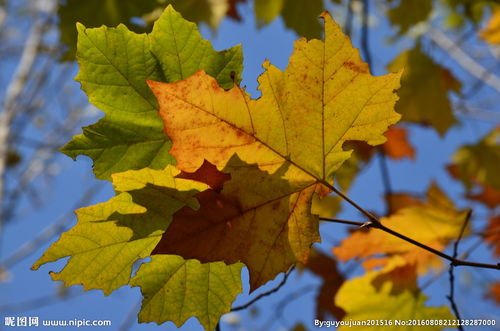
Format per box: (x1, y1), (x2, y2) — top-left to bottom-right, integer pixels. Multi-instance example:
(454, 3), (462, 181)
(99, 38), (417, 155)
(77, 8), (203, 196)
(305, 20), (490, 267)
(480, 9), (500, 44)
(333, 183), (469, 273)
(148, 12), (401, 290)
(335, 258), (454, 330)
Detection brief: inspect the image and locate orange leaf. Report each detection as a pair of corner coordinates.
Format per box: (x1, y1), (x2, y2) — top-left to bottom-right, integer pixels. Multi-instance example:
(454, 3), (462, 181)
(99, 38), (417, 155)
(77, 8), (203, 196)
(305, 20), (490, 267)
(333, 183), (469, 273)
(385, 192), (422, 214)
(480, 10), (500, 44)
(467, 185), (500, 209)
(484, 215), (500, 257)
(382, 126), (415, 160)
(487, 282), (500, 305)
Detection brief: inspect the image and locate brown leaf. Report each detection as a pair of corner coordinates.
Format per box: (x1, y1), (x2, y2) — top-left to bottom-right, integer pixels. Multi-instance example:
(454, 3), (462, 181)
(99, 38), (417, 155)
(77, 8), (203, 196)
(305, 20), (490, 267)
(303, 250), (345, 320)
(467, 185), (500, 209)
(153, 158), (323, 291)
(226, 0), (246, 21)
(385, 192), (422, 215)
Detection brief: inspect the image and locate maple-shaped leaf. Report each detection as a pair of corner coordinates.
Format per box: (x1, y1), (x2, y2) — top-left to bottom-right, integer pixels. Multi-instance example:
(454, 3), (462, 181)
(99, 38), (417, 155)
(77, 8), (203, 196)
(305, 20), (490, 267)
(335, 258), (454, 330)
(148, 11), (401, 289)
(480, 9), (500, 44)
(333, 183), (469, 272)
(388, 43), (461, 135)
(62, 5), (242, 180)
(302, 249), (345, 321)
(130, 255), (242, 330)
(387, 0), (432, 34)
(32, 166), (209, 294)
(448, 127), (500, 191)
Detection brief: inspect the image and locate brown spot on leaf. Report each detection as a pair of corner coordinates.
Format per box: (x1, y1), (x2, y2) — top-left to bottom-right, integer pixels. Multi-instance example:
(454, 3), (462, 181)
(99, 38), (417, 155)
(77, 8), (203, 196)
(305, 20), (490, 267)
(344, 60), (368, 73)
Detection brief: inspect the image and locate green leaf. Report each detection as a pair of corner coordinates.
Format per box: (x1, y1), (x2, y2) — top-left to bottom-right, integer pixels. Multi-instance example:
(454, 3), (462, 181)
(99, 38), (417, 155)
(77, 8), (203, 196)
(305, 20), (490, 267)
(387, 0), (432, 34)
(281, 0), (323, 39)
(387, 43), (461, 135)
(254, 0), (322, 38)
(131, 255), (243, 330)
(31, 166), (208, 295)
(57, 0), (158, 60)
(254, 0), (284, 25)
(450, 127), (500, 190)
(63, 5), (243, 180)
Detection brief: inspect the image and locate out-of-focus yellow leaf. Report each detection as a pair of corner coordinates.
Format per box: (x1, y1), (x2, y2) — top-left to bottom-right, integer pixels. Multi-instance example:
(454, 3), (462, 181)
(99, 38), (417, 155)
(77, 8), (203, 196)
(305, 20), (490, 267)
(481, 9), (500, 44)
(333, 183), (469, 273)
(335, 258), (454, 330)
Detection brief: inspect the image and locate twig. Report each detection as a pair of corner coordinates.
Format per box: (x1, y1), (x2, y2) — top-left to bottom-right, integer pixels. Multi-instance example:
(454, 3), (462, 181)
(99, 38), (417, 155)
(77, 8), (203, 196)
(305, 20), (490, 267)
(447, 210), (472, 329)
(231, 266), (295, 312)
(319, 216), (499, 270)
(328, 186), (379, 223)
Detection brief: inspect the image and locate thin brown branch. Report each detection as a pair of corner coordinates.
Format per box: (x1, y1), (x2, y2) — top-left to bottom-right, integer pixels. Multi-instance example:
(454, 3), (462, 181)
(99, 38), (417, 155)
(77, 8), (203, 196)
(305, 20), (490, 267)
(328, 185), (379, 223)
(447, 210), (472, 329)
(231, 266), (295, 312)
(319, 216), (499, 270)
